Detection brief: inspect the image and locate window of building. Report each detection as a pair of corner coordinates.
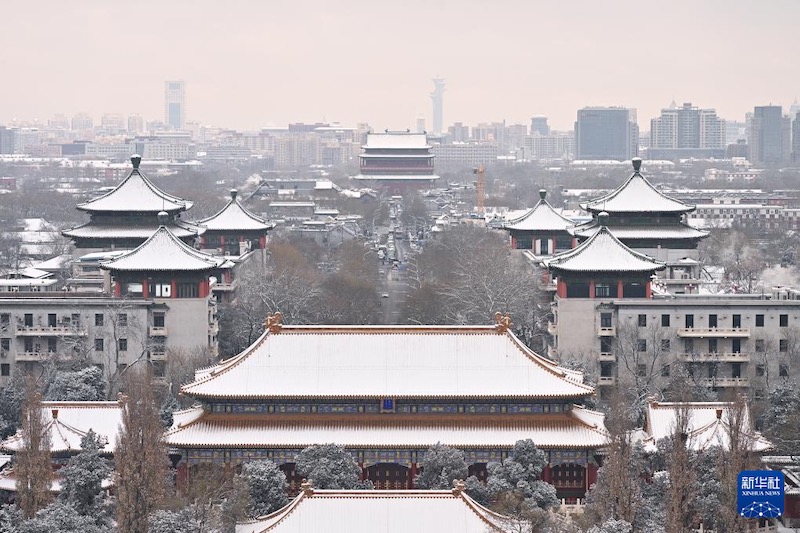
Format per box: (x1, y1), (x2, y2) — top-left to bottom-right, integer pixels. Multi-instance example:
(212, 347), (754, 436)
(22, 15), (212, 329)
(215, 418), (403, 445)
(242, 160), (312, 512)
(119, 314), (128, 327)
(684, 338), (694, 353)
(780, 314), (789, 327)
(780, 339), (788, 352)
(48, 338), (56, 353)
(708, 338), (718, 353)
(733, 314), (741, 328)
(24, 314), (33, 327)
(637, 364), (647, 377)
(539, 239), (549, 255)
(94, 338), (104, 352)
(95, 314), (104, 327)
(600, 337), (613, 353)
(150, 283), (172, 297)
(600, 362), (614, 377)
(732, 362), (742, 378)
(0, 314), (8, 326)
(661, 314), (670, 327)
(177, 283), (199, 298)
(755, 339), (765, 352)
(47, 314), (56, 327)
(0, 338), (9, 352)
(708, 364), (718, 378)
(661, 339), (670, 352)
(661, 364), (670, 377)
(555, 236), (572, 251)
(118, 338), (127, 351)
(756, 314), (764, 327)
(638, 314), (647, 327)
(153, 313), (165, 328)
(756, 364), (765, 377)
(685, 314), (694, 328)
(152, 361), (166, 378)
(687, 363), (696, 377)
(515, 237), (532, 250)
(0, 364), (8, 377)
(780, 364), (789, 377)
(637, 339), (647, 352)
(708, 314), (718, 328)
(732, 338), (741, 353)
(600, 313), (612, 328)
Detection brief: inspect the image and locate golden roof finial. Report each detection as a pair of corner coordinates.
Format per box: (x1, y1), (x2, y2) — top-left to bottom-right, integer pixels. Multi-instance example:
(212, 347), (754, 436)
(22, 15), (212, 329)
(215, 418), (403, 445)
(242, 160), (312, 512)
(264, 311), (284, 334)
(494, 312), (512, 333)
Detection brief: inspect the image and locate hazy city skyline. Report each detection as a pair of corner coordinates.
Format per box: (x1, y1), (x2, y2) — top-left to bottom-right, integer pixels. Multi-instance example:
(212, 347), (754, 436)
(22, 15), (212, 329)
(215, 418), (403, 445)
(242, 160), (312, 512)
(3, 0), (798, 131)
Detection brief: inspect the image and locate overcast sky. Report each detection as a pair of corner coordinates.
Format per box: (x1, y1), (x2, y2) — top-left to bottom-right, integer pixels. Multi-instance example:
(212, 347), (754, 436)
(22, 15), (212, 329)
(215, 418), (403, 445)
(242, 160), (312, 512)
(2, 0), (798, 132)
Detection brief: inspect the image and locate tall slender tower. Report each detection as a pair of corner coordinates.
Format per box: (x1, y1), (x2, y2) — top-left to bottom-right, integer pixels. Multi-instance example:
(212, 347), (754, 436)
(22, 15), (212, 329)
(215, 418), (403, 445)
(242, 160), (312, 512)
(430, 78), (445, 135)
(164, 80), (186, 130)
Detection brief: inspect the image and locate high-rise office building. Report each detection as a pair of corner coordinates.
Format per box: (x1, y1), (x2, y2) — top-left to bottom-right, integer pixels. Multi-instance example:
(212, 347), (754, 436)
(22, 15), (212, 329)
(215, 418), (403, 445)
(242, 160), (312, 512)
(165, 80), (186, 130)
(416, 115), (426, 134)
(127, 114), (144, 134)
(430, 78), (445, 135)
(793, 112), (800, 164)
(748, 105), (791, 165)
(530, 115), (550, 136)
(71, 112), (93, 131)
(574, 107), (638, 161)
(0, 127), (15, 154)
(649, 102), (725, 159)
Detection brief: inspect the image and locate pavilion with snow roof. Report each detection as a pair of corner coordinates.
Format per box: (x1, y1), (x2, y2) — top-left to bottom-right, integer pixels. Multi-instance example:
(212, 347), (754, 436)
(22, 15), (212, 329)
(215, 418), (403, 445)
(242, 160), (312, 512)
(197, 189), (274, 256)
(503, 189), (575, 256)
(235, 481), (522, 533)
(62, 155), (204, 250)
(166, 313), (608, 501)
(570, 158), (707, 292)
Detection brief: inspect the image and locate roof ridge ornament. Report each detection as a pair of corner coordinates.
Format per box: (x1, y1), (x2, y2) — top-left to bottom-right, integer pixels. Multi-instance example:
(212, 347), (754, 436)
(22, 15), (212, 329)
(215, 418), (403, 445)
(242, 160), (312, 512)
(265, 312), (284, 333)
(494, 312), (512, 333)
(131, 154), (142, 170)
(452, 479), (465, 495)
(632, 157), (642, 173)
(300, 479), (314, 495)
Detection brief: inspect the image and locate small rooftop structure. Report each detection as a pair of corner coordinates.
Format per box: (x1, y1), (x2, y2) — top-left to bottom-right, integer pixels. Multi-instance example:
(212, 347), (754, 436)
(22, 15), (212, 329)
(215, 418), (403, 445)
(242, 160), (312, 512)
(198, 189), (274, 232)
(504, 189), (574, 233)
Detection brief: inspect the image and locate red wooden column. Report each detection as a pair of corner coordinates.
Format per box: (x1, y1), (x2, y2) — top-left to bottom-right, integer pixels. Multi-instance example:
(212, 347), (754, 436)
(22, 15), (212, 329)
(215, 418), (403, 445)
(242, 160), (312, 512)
(589, 280), (596, 299)
(142, 279), (149, 298)
(408, 463), (418, 489)
(617, 280), (624, 298)
(645, 281), (652, 298)
(556, 280), (567, 298)
(171, 279), (178, 298)
(113, 282), (121, 297)
(542, 465), (552, 483)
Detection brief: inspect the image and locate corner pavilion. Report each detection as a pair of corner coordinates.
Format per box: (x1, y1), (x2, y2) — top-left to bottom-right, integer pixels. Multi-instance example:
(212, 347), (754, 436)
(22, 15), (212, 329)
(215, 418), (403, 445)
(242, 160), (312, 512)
(166, 314), (609, 501)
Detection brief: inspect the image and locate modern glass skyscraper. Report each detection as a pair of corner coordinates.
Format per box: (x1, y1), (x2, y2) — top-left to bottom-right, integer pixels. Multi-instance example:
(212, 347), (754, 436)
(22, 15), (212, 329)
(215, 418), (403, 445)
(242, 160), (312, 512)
(749, 105), (791, 165)
(164, 80), (186, 130)
(575, 107), (638, 161)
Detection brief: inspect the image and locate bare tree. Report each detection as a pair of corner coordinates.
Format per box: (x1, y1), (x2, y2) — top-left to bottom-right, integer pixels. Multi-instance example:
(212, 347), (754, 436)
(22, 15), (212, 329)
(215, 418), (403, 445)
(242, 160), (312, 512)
(664, 404), (698, 533)
(615, 321), (671, 416)
(15, 374), (52, 518)
(115, 367), (170, 533)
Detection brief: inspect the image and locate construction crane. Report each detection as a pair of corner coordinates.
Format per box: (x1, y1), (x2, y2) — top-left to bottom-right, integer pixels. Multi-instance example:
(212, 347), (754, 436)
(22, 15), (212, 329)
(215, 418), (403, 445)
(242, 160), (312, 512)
(473, 165), (485, 215)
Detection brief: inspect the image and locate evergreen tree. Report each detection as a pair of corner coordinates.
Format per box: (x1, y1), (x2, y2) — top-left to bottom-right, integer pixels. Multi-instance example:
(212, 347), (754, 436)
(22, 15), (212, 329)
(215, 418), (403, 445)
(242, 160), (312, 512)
(15, 375), (52, 518)
(240, 460), (289, 517)
(16, 502), (110, 533)
(59, 430), (111, 517)
(45, 366), (106, 402)
(295, 444), (372, 489)
(114, 367), (169, 533)
(148, 507), (199, 533)
(414, 443), (468, 489)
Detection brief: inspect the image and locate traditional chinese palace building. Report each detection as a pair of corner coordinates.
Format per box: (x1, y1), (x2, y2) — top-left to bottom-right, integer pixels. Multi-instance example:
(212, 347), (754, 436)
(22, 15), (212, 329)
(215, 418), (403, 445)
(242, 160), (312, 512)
(503, 189), (575, 256)
(197, 189), (274, 257)
(353, 132), (439, 190)
(570, 158), (707, 292)
(165, 314), (608, 501)
(63, 155), (204, 251)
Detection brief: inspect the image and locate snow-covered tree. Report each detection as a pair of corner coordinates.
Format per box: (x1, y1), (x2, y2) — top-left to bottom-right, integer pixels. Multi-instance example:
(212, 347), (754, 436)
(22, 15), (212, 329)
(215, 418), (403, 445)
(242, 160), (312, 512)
(58, 430), (111, 517)
(44, 366), (106, 402)
(148, 507), (199, 533)
(587, 518), (633, 533)
(240, 460), (289, 517)
(0, 505), (22, 533)
(15, 376), (52, 518)
(762, 380), (800, 454)
(16, 502), (110, 533)
(414, 443), (468, 489)
(295, 444), (372, 489)
(159, 393), (180, 428)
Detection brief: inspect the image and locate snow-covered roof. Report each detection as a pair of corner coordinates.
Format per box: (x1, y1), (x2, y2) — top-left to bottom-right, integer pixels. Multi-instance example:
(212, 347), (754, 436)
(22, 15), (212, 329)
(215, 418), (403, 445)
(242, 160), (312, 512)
(581, 159), (694, 214)
(504, 190), (574, 232)
(236, 487), (517, 533)
(364, 132), (430, 150)
(63, 219), (204, 240)
(100, 225), (229, 272)
(570, 222), (708, 240)
(181, 321), (595, 400)
(164, 408), (607, 450)
(642, 401), (772, 453)
(77, 155), (192, 213)
(1, 401), (123, 455)
(353, 174), (440, 182)
(198, 190), (274, 232)
(545, 220), (666, 274)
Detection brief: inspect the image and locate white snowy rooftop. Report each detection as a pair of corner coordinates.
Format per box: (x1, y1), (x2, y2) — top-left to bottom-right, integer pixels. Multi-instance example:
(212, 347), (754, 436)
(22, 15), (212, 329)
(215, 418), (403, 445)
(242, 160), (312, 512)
(63, 219), (204, 240)
(581, 158), (694, 214)
(504, 190), (574, 232)
(1, 401), (122, 455)
(545, 220), (666, 274)
(235, 487), (518, 533)
(164, 405), (608, 450)
(198, 190), (274, 232)
(364, 132), (430, 150)
(100, 225), (230, 272)
(571, 222), (708, 240)
(77, 155), (192, 213)
(353, 174), (440, 182)
(642, 401), (772, 453)
(182, 319), (595, 400)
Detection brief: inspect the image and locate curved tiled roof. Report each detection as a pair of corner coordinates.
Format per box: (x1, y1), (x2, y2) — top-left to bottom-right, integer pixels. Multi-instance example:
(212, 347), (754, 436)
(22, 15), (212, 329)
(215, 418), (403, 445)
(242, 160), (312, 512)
(581, 159), (694, 214)
(164, 412), (609, 450)
(181, 324), (595, 400)
(571, 221), (708, 240)
(198, 190), (274, 232)
(63, 219), (204, 240)
(545, 223), (666, 274)
(504, 190), (574, 232)
(77, 155), (192, 214)
(100, 225), (229, 272)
